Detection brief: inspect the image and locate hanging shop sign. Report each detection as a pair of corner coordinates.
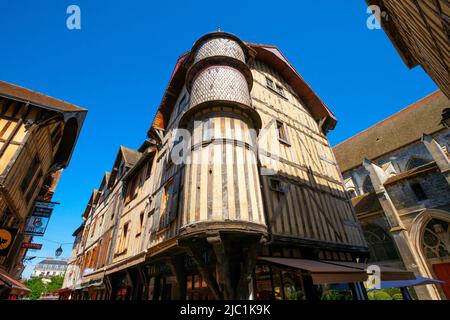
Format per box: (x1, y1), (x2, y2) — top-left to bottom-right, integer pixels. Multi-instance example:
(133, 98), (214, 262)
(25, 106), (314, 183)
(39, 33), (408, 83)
(23, 201), (58, 236)
(0, 227), (18, 256)
(21, 242), (43, 250)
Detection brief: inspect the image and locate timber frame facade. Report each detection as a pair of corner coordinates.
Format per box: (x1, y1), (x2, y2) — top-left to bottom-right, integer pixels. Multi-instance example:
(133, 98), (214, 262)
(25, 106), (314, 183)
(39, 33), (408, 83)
(366, 0), (450, 99)
(63, 32), (377, 301)
(0, 81), (87, 299)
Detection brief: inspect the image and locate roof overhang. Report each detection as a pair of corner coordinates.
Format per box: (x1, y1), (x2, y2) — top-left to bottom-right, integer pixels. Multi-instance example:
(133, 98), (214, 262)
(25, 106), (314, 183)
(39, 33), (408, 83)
(0, 81), (88, 168)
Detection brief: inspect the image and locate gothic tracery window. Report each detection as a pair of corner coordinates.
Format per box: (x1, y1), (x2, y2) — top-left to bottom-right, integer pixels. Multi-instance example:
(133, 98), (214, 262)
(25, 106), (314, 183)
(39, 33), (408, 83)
(363, 223), (400, 262)
(422, 219), (450, 259)
(406, 157), (428, 171)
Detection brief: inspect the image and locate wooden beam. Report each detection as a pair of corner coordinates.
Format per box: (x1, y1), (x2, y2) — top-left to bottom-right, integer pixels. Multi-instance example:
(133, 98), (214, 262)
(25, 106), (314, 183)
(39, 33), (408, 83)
(165, 255), (187, 300)
(0, 102), (30, 159)
(207, 233), (233, 300)
(182, 239), (223, 300)
(235, 237), (260, 299)
(412, 0), (449, 73)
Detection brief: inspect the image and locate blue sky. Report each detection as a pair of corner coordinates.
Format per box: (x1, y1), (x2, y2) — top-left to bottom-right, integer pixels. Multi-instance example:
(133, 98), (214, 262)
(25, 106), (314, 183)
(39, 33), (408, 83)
(1, 0), (437, 278)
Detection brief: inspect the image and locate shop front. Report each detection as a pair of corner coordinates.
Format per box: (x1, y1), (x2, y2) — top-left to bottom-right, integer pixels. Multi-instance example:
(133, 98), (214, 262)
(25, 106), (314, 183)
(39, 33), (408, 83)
(109, 272), (133, 300)
(253, 257), (416, 300)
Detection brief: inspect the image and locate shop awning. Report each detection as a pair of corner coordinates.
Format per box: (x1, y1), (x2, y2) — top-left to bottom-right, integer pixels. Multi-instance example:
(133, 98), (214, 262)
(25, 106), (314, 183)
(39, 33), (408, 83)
(80, 280), (104, 290)
(322, 261), (415, 281)
(258, 257), (368, 285)
(0, 267), (31, 295)
(368, 276), (445, 291)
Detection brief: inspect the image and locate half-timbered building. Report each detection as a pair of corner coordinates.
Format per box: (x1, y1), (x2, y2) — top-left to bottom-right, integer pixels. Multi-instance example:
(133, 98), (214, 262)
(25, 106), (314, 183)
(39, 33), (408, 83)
(64, 32), (416, 301)
(0, 81), (86, 299)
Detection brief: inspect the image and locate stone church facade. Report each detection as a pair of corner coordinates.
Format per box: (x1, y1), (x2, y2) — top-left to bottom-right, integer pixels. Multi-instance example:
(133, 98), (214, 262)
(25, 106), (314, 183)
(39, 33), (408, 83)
(334, 90), (450, 300)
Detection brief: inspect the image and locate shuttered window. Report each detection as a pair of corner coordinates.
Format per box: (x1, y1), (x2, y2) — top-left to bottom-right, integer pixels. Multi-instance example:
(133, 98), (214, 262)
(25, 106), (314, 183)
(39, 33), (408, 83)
(116, 222), (130, 255)
(158, 173), (181, 231)
(276, 121), (289, 145)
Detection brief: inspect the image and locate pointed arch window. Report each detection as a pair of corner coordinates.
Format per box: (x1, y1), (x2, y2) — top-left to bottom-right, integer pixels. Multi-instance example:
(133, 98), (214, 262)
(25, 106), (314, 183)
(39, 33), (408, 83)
(363, 223), (400, 262)
(422, 219), (450, 259)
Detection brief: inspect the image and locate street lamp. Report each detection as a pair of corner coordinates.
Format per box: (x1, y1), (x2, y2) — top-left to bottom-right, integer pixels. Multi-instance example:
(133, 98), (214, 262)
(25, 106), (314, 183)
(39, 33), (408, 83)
(55, 246), (63, 257)
(441, 108), (450, 128)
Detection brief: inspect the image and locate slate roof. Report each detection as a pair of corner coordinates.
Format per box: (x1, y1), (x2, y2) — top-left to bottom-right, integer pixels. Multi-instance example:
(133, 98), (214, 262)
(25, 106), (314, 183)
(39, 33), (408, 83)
(334, 91), (449, 172)
(38, 259), (68, 266)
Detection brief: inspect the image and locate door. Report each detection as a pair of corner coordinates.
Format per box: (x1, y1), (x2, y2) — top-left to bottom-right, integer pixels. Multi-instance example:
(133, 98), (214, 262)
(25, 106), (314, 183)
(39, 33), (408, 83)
(433, 263), (450, 300)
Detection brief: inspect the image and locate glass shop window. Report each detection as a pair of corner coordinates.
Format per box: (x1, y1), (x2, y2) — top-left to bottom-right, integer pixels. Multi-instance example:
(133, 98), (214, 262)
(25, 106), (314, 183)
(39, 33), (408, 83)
(282, 271), (306, 300)
(186, 274), (212, 300)
(255, 265), (274, 300)
(317, 283), (354, 300)
(272, 268), (283, 300)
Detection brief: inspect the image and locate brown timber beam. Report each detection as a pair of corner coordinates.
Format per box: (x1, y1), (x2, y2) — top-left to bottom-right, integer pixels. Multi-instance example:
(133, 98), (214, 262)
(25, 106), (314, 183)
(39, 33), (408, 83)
(235, 237), (261, 299)
(207, 233), (234, 300)
(182, 239), (223, 300)
(165, 255), (187, 300)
